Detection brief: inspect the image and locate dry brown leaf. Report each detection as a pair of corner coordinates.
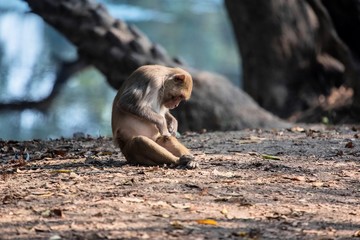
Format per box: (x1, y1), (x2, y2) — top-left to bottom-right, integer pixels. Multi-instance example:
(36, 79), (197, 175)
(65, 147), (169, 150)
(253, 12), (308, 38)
(290, 126), (305, 132)
(34, 226), (50, 232)
(312, 181), (324, 187)
(31, 191), (52, 196)
(170, 203), (191, 209)
(147, 200), (169, 208)
(121, 197), (144, 203)
(98, 151), (113, 156)
(232, 231), (248, 237)
(196, 219), (218, 225)
(239, 136), (266, 144)
(52, 149), (67, 156)
(345, 141), (354, 148)
(170, 221), (185, 229)
(154, 213), (170, 218)
(283, 175), (306, 182)
(212, 169), (234, 178)
(221, 208), (228, 216)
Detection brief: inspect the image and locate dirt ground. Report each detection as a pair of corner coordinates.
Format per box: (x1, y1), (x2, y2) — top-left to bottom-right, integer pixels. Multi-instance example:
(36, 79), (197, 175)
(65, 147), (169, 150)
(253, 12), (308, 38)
(1, 125), (359, 240)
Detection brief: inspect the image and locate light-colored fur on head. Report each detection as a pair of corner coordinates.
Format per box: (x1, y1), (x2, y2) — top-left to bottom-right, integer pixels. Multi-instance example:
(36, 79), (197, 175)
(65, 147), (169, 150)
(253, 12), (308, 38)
(119, 65), (192, 114)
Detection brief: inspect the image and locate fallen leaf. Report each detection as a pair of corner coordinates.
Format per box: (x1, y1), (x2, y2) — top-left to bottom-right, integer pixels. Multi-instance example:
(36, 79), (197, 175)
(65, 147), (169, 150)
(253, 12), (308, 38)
(52, 149), (67, 156)
(212, 169), (234, 178)
(345, 141), (354, 148)
(51, 209), (63, 217)
(34, 225), (50, 232)
(49, 235), (62, 240)
(232, 231), (248, 237)
(196, 219), (218, 225)
(93, 212), (103, 217)
(283, 175), (306, 181)
(214, 197), (252, 206)
(353, 230), (360, 237)
(147, 200), (169, 208)
(221, 208), (228, 216)
(184, 183), (202, 189)
(239, 136), (266, 144)
(312, 181), (324, 187)
(170, 221), (185, 229)
(31, 191), (52, 196)
(290, 126), (305, 132)
(154, 213), (170, 218)
(41, 208), (63, 218)
(69, 172), (79, 179)
(41, 209), (51, 217)
(170, 203), (191, 209)
(261, 154), (281, 160)
(98, 151), (113, 156)
(121, 197), (144, 203)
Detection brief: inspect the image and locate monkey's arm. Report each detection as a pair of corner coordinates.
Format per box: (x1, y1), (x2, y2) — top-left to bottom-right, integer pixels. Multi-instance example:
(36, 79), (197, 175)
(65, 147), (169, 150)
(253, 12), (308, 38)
(117, 101), (170, 136)
(165, 112), (178, 135)
(117, 84), (170, 136)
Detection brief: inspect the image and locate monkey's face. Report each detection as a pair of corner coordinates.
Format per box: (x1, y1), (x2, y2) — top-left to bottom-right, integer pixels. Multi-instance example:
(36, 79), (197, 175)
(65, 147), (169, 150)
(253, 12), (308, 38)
(162, 71), (193, 109)
(163, 95), (184, 109)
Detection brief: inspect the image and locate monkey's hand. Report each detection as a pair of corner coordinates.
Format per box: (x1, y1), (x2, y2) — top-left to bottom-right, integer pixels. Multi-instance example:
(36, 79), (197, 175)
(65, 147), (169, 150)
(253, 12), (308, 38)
(165, 113), (178, 136)
(157, 117), (171, 136)
(178, 155), (199, 169)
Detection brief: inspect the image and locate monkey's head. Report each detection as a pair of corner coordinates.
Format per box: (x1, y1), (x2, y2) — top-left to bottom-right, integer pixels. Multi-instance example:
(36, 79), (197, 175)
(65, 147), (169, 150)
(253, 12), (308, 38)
(162, 68), (193, 109)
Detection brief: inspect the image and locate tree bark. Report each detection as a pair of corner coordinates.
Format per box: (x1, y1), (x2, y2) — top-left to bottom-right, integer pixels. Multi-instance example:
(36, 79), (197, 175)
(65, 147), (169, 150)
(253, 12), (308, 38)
(225, 0), (360, 120)
(321, 0), (360, 110)
(23, 0), (289, 131)
(225, 0), (321, 118)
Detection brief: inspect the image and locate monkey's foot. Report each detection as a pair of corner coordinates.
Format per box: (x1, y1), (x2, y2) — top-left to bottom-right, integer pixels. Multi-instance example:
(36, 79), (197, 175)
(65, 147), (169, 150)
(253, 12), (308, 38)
(178, 154), (199, 169)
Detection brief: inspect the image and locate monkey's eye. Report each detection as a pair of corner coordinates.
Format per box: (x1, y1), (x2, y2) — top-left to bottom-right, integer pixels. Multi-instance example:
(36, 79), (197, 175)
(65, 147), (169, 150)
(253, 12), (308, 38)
(171, 95), (184, 101)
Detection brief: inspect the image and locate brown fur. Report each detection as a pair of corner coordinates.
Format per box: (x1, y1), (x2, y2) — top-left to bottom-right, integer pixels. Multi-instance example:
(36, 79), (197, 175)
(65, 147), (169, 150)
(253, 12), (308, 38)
(111, 65), (197, 168)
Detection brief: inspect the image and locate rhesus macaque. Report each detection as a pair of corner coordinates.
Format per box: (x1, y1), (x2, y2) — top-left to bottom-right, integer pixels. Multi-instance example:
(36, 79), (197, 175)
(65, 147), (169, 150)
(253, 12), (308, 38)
(111, 65), (198, 168)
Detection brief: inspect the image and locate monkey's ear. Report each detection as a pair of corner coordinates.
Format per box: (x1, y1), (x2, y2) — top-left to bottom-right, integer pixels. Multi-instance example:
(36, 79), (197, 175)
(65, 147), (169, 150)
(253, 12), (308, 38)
(174, 74), (185, 82)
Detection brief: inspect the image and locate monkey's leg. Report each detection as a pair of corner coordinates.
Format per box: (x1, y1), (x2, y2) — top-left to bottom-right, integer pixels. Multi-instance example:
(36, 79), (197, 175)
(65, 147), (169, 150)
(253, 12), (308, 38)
(123, 136), (179, 166)
(155, 135), (190, 157)
(123, 136), (198, 168)
(156, 136), (199, 169)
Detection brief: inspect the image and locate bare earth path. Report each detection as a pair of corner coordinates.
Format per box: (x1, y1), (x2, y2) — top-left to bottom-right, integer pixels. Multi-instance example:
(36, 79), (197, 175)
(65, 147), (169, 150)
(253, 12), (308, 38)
(1, 125), (359, 239)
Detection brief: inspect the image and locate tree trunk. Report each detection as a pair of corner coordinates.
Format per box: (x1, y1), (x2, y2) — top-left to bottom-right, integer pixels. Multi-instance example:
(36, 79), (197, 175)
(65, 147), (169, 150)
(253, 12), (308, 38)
(225, 0), (360, 120)
(321, 0), (360, 111)
(23, 0), (289, 132)
(225, 0), (321, 118)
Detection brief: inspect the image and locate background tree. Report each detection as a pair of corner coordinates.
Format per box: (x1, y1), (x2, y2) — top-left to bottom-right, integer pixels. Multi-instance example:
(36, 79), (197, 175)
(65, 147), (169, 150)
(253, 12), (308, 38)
(225, 0), (360, 122)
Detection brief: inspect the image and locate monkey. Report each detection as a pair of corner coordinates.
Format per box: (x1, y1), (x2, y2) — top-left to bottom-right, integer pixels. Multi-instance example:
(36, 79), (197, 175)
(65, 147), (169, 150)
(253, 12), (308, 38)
(111, 65), (198, 169)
